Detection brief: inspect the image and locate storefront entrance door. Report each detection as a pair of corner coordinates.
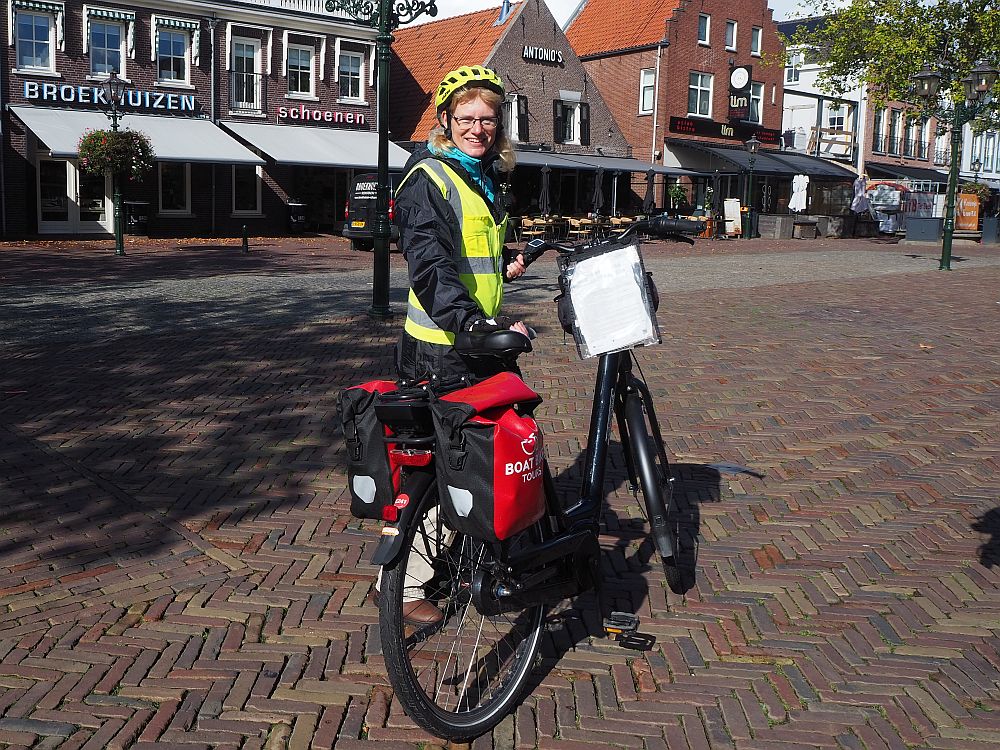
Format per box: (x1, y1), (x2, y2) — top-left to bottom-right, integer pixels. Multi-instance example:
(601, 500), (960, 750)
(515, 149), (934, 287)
(37, 159), (111, 234)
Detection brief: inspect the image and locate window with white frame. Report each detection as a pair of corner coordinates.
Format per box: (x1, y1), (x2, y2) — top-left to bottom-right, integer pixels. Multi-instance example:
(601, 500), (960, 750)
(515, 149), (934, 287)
(828, 103), (846, 130)
(89, 21), (122, 75)
(985, 132), (996, 171)
(725, 20), (737, 50)
(639, 68), (655, 114)
(338, 52), (363, 100)
(888, 109), (902, 154)
(750, 26), (762, 56)
(159, 163), (190, 214)
(232, 166), (261, 214)
(873, 108), (885, 152)
(16, 10), (55, 71)
(157, 29), (187, 82)
(553, 100), (589, 145)
(687, 72), (712, 117)
(786, 51), (802, 82)
(502, 94), (528, 142)
(287, 44), (313, 96)
(749, 82), (763, 123)
(697, 14), (710, 45)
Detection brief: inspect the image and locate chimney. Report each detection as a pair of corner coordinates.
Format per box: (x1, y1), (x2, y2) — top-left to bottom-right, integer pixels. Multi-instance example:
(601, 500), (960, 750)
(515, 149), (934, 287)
(494, 0), (512, 26)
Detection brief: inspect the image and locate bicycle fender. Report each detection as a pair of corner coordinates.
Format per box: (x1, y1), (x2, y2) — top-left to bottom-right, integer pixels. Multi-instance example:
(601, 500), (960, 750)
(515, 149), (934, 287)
(369, 470), (436, 568)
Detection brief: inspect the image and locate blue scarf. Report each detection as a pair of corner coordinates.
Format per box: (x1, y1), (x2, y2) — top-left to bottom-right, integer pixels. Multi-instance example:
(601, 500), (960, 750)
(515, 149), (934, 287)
(428, 143), (495, 203)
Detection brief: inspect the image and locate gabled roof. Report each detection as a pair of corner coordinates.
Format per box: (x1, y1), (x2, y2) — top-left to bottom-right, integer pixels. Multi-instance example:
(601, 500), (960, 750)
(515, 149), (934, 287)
(565, 0), (679, 57)
(390, 4), (518, 142)
(776, 16), (828, 38)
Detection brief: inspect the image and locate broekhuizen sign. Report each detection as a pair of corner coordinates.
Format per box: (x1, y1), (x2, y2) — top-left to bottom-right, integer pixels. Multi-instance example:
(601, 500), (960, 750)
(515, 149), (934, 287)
(23, 81), (197, 111)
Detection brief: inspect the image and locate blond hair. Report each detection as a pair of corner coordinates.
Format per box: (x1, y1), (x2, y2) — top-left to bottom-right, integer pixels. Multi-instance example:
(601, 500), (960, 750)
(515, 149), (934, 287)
(429, 86), (516, 173)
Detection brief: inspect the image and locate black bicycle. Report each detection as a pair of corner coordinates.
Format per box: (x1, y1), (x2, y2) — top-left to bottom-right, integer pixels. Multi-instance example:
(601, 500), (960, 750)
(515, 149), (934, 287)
(368, 217), (700, 740)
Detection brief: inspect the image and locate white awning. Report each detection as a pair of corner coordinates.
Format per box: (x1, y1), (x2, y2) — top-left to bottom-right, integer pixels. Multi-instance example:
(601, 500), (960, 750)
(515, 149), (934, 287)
(9, 106), (264, 165)
(222, 122), (409, 169)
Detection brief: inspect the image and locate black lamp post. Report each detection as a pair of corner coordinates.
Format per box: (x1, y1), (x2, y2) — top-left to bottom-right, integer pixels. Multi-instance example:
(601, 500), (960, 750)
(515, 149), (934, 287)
(100, 71), (128, 257)
(971, 156), (982, 184)
(326, 0), (438, 318)
(744, 135), (761, 239)
(912, 60), (998, 270)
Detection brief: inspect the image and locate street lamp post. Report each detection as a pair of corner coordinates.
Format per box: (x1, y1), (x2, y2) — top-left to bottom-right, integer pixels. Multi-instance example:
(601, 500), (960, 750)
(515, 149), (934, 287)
(744, 135), (760, 239)
(912, 61), (998, 270)
(325, 0), (438, 318)
(100, 71), (128, 257)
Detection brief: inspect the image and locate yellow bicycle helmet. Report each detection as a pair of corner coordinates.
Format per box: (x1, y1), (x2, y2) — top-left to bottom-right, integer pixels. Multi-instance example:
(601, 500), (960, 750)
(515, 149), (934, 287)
(435, 65), (505, 111)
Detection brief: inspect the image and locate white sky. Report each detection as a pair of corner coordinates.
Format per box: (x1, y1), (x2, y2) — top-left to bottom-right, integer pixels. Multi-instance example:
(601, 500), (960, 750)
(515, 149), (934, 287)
(417, 0), (810, 28)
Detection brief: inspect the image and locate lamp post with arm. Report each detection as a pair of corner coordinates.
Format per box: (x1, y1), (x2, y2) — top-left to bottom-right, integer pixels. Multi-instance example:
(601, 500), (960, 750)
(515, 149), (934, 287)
(911, 61), (998, 270)
(100, 71), (128, 257)
(325, 0), (438, 318)
(744, 135), (760, 239)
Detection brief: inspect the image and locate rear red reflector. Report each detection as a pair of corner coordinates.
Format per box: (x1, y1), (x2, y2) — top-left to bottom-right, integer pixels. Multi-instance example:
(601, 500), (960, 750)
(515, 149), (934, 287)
(382, 505), (399, 522)
(390, 449), (433, 467)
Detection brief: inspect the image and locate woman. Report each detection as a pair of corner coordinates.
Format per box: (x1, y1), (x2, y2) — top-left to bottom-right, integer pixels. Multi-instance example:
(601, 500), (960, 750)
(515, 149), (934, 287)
(395, 65), (528, 383)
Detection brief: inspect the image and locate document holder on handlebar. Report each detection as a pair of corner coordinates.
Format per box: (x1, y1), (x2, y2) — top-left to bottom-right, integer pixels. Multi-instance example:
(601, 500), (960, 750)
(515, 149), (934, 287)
(555, 239), (661, 359)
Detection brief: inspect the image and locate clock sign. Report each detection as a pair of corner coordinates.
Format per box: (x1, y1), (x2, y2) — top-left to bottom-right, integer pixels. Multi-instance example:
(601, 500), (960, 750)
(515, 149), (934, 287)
(728, 65), (752, 121)
(730, 66), (750, 90)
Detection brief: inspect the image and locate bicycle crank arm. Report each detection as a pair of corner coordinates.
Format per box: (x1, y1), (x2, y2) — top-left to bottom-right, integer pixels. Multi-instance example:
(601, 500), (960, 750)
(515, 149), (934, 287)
(369, 470), (436, 567)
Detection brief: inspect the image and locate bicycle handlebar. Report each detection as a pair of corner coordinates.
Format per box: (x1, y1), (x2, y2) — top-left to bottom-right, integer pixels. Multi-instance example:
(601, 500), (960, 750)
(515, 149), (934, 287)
(520, 215), (701, 268)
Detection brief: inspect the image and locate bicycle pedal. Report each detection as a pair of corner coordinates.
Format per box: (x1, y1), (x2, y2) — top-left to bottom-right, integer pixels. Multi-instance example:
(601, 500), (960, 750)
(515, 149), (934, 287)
(603, 611), (640, 636)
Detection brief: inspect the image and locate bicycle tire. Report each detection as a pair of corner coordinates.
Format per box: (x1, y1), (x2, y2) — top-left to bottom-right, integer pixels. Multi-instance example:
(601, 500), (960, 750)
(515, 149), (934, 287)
(624, 392), (685, 594)
(379, 485), (545, 741)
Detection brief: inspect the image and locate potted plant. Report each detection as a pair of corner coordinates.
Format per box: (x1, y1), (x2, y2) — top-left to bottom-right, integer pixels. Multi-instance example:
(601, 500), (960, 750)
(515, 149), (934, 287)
(77, 128), (155, 181)
(667, 182), (687, 212)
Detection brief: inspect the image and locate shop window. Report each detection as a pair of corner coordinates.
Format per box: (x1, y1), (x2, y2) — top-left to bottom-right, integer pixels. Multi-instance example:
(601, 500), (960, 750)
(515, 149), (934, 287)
(553, 100), (589, 146)
(749, 82), (763, 123)
(697, 14), (710, 45)
(503, 94), (528, 142)
(16, 10), (55, 71)
(639, 68), (655, 114)
(725, 20), (737, 51)
(750, 26), (762, 56)
(232, 165), (261, 214)
(287, 44), (313, 96)
(339, 52), (363, 101)
(687, 72), (713, 118)
(159, 163), (190, 214)
(89, 21), (122, 75)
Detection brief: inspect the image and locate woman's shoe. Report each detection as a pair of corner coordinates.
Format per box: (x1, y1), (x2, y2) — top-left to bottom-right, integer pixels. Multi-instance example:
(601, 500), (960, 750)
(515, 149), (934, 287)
(369, 590), (444, 625)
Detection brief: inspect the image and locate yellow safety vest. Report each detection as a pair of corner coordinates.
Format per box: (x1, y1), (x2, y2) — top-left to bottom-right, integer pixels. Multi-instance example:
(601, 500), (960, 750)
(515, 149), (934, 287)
(399, 159), (508, 345)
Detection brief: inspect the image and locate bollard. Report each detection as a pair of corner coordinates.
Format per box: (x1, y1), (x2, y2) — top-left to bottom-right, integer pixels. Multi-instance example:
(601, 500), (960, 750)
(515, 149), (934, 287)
(242, 224), (249, 254)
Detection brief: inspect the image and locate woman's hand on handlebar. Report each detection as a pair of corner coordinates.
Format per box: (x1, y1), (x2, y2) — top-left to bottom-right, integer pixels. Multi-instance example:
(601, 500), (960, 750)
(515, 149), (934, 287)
(505, 253), (527, 280)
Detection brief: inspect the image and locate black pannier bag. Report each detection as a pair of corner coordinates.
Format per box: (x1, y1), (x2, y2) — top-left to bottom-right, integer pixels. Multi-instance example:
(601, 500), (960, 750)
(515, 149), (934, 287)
(337, 380), (399, 519)
(431, 372), (547, 542)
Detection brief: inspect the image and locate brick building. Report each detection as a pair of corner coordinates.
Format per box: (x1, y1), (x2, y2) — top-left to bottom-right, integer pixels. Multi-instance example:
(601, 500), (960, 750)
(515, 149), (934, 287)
(567, 0), (856, 217)
(2, 0), (406, 238)
(390, 0), (691, 218)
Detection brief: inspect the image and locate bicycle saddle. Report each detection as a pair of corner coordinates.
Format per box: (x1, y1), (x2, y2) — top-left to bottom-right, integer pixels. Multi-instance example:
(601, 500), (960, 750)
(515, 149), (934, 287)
(454, 329), (532, 358)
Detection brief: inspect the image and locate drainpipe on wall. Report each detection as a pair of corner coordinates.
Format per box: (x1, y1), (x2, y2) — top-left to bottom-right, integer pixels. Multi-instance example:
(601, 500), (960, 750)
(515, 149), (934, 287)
(0, 40), (7, 236)
(207, 16), (218, 235)
(650, 41), (665, 164)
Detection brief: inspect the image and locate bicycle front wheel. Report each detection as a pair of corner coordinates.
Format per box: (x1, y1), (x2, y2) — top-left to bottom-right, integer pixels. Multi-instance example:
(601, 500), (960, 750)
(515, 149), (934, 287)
(625, 392), (686, 594)
(379, 487), (545, 741)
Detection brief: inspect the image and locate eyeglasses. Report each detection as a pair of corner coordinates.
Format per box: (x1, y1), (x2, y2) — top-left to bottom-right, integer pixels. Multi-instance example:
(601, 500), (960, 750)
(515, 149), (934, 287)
(452, 115), (500, 130)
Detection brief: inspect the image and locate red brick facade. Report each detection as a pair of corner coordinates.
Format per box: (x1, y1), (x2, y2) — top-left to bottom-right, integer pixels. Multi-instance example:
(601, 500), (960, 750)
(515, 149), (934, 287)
(2, 0), (378, 237)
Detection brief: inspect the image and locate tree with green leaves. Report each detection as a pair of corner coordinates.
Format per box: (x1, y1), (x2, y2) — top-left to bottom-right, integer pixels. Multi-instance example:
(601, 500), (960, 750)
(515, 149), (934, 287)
(786, 0), (1000, 130)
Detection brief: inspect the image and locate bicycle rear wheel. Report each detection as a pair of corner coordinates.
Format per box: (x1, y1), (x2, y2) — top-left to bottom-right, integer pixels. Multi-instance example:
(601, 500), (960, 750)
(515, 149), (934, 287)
(624, 392), (685, 594)
(379, 487), (545, 741)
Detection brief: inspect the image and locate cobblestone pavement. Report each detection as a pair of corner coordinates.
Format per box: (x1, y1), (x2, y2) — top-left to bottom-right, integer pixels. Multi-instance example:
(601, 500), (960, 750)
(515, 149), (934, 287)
(2, 235), (1000, 749)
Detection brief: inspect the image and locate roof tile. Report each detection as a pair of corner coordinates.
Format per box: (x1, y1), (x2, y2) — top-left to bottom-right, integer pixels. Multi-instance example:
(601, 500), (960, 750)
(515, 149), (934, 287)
(390, 4), (516, 142)
(566, 0), (679, 57)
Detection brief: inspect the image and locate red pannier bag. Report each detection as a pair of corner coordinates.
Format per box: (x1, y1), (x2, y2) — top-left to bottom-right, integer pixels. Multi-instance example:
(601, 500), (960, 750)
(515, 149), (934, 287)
(337, 380), (400, 519)
(431, 372), (546, 542)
